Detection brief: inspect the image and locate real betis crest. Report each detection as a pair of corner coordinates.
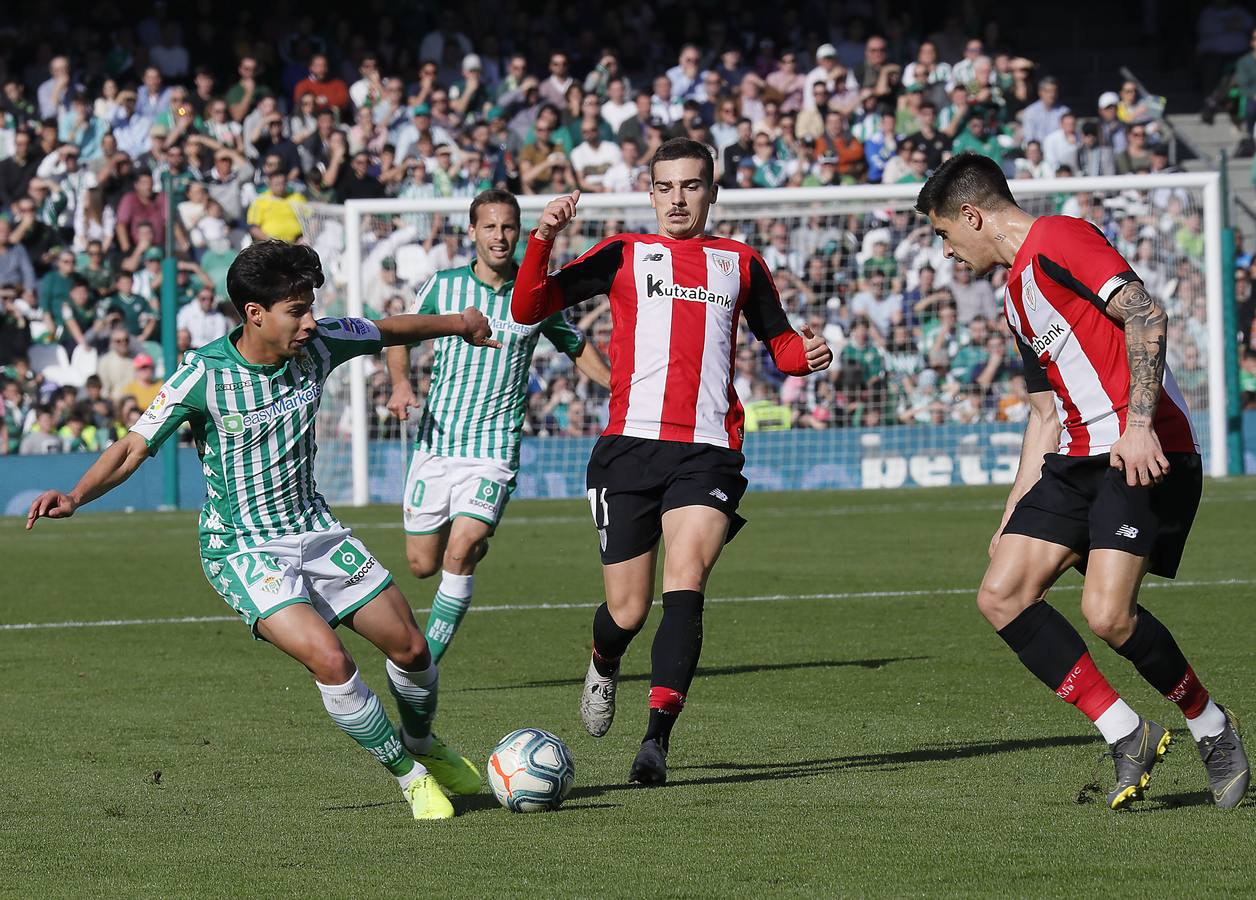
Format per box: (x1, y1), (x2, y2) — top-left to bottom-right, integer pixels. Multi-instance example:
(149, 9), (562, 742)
(296, 351), (314, 374)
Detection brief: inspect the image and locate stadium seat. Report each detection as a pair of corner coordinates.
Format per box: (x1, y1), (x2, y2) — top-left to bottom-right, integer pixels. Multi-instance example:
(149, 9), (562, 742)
(28, 343), (68, 376)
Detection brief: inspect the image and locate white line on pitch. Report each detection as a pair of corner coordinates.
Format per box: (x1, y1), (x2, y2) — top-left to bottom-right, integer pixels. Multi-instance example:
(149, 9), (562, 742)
(1, 577), (1249, 633)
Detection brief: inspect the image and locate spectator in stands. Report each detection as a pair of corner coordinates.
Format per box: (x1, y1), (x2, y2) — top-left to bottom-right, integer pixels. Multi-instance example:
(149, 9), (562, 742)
(246, 171), (307, 242)
(519, 119), (566, 195)
(767, 50), (806, 113)
(1043, 112), (1080, 173)
(666, 45), (704, 101)
(115, 171), (165, 255)
(0, 219), (36, 300)
(0, 285), (32, 366)
(904, 102), (950, 171)
(1116, 124), (1154, 174)
(1095, 92), (1128, 152)
(121, 352), (162, 409)
(0, 128), (39, 209)
(951, 115), (1004, 165)
(19, 405), (61, 454)
(540, 53), (574, 108)
(293, 53), (350, 115)
(1020, 76), (1068, 146)
(570, 121), (622, 192)
(176, 286), (229, 348)
(38, 250), (77, 326)
(1076, 121), (1117, 176)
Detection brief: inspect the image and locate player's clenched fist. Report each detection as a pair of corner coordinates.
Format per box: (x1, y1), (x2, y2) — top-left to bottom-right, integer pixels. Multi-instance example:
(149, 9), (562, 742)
(535, 190), (581, 241)
(460, 307), (502, 348)
(800, 326), (833, 372)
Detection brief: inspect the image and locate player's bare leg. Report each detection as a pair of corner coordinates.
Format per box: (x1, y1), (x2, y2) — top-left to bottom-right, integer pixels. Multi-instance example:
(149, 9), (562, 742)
(978, 535), (1154, 808)
(1085, 549), (1248, 808)
(627, 505), (731, 786)
(581, 547), (657, 738)
(406, 518), (493, 663)
(256, 603), (453, 818)
(345, 585), (481, 796)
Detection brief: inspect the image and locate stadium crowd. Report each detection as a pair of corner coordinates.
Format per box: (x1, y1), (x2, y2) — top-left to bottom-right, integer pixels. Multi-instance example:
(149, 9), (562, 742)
(0, 6), (1252, 454)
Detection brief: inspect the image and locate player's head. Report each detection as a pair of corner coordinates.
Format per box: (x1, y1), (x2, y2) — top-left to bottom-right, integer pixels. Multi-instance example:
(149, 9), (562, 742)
(649, 138), (717, 239)
(468, 189), (521, 272)
(914, 152), (1019, 275)
(226, 240), (325, 357)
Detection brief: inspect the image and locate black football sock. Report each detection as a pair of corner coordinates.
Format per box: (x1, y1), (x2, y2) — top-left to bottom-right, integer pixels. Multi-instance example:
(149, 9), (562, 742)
(996, 601), (1088, 690)
(591, 603), (641, 677)
(644, 590), (704, 750)
(1114, 606), (1217, 725)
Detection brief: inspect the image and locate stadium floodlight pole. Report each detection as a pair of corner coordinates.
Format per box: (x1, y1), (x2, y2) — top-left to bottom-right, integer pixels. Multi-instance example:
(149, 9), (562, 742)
(344, 200), (369, 506)
(160, 171), (179, 510)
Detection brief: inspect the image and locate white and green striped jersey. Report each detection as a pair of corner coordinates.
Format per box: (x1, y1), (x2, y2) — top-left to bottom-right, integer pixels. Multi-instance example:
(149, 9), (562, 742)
(129, 318), (384, 560)
(412, 262), (584, 468)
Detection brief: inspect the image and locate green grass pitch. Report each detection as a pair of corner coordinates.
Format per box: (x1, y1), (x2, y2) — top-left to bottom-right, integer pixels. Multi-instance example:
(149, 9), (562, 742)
(3, 481), (1253, 897)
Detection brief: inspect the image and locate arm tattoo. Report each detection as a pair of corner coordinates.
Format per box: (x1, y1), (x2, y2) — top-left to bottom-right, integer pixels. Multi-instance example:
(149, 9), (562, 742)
(1109, 282), (1166, 427)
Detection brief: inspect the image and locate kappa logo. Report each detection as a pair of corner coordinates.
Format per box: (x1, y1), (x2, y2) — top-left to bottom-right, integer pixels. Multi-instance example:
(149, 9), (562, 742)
(206, 534), (227, 551)
(1116, 524), (1140, 539)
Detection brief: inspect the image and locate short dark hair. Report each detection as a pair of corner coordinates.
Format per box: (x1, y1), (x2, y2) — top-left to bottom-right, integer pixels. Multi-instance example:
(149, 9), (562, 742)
(914, 152), (1016, 219)
(650, 137), (715, 187)
(469, 189), (520, 226)
(226, 240), (325, 316)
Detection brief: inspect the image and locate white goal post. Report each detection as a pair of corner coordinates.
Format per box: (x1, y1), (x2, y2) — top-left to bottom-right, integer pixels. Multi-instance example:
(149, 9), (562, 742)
(310, 172), (1226, 506)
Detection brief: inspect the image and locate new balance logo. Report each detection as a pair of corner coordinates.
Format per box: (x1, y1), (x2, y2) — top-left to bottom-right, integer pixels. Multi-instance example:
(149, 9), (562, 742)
(709, 488), (729, 502)
(1116, 524), (1140, 539)
(643, 253), (664, 262)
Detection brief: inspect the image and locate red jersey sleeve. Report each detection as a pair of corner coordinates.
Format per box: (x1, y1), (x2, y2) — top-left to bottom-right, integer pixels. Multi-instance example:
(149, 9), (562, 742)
(512, 232), (624, 325)
(1035, 216), (1141, 307)
(744, 252), (809, 376)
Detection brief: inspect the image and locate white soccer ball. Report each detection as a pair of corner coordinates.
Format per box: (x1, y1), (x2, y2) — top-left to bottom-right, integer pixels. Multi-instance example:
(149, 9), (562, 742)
(487, 727), (575, 813)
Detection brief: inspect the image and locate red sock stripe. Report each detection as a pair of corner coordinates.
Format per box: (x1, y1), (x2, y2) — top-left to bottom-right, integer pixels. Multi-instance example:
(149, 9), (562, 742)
(592, 648), (619, 667)
(1054, 653), (1120, 722)
(1166, 666), (1210, 719)
(649, 686), (685, 715)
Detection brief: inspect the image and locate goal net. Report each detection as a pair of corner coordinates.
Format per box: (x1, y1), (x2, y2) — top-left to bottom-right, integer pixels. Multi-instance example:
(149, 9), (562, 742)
(299, 174), (1226, 507)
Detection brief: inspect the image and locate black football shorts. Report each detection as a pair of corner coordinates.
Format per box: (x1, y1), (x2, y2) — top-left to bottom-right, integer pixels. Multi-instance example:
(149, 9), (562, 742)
(1002, 451), (1202, 578)
(585, 434), (749, 565)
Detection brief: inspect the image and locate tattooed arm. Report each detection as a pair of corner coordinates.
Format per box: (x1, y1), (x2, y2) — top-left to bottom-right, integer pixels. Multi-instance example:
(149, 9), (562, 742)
(1105, 280), (1171, 486)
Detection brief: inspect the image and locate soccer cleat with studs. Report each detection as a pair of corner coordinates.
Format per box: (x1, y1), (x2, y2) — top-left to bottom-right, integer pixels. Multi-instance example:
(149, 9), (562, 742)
(403, 772), (455, 820)
(580, 655), (618, 737)
(628, 738), (668, 786)
(1105, 718), (1171, 810)
(413, 734), (482, 796)
(1196, 706), (1250, 809)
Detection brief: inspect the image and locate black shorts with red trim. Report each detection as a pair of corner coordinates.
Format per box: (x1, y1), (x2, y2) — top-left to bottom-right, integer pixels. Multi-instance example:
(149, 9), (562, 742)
(585, 434), (748, 565)
(1002, 452), (1202, 578)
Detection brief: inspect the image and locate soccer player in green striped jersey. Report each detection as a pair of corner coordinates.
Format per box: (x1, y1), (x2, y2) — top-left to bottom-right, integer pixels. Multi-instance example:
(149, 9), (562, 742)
(25, 240), (502, 822)
(386, 189), (610, 662)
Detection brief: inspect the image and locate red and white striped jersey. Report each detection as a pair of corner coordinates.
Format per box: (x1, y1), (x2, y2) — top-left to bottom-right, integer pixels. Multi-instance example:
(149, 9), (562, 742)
(514, 232), (810, 450)
(1005, 215), (1198, 457)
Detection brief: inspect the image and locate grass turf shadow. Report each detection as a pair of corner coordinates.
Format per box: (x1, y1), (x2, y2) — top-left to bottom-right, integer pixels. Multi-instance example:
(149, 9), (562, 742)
(564, 733), (1100, 800)
(449, 657), (930, 693)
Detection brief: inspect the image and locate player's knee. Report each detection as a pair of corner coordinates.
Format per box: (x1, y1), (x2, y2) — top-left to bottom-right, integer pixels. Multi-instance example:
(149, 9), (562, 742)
(388, 629), (431, 671)
(442, 539), (481, 573)
(308, 646), (356, 684)
(1083, 605), (1135, 645)
(975, 576), (1033, 626)
(406, 552), (440, 580)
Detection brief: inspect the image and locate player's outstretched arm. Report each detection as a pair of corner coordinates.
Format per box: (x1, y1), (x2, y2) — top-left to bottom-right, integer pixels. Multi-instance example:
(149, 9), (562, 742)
(1106, 281), (1170, 487)
(989, 391), (1060, 558)
(26, 432), (151, 530)
(514, 191), (622, 325)
(376, 308), (501, 350)
(744, 256), (832, 375)
(384, 344), (417, 420)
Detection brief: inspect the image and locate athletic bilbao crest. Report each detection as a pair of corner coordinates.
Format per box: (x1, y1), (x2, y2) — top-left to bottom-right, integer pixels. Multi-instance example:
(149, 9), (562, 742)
(712, 253), (736, 277)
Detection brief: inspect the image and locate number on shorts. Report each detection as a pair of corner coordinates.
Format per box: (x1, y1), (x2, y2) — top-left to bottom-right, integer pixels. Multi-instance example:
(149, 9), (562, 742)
(239, 553), (281, 586)
(410, 478), (426, 507)
(587, 488), (609, 528)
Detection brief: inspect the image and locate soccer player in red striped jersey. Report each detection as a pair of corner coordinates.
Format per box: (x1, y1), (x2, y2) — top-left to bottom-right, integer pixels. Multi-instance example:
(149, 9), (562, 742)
(916, 153), (1248, 810)
(513, 138), (833, 784)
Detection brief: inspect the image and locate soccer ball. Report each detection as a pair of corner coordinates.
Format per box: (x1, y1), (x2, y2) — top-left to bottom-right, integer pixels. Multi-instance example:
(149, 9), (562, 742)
(487, 727), (575, 813)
